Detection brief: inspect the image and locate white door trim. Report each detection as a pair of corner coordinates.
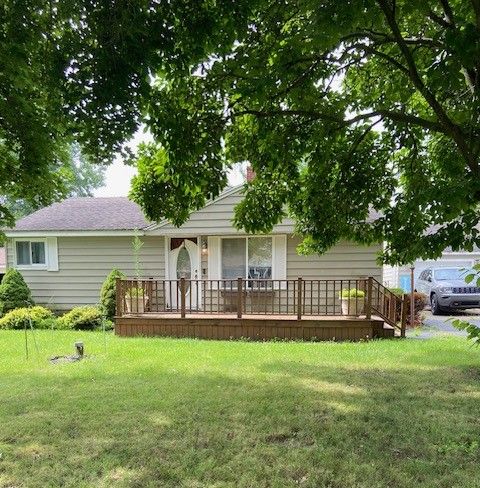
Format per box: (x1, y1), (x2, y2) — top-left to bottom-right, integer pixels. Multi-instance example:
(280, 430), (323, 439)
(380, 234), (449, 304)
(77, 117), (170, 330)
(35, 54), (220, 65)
(168, 238), (201, 310)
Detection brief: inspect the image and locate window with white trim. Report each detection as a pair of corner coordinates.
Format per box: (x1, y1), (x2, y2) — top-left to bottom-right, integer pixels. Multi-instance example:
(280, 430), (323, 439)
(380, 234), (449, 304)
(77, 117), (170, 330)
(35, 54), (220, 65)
(15, 240), (46, 266)
(221, 237), (272, 279)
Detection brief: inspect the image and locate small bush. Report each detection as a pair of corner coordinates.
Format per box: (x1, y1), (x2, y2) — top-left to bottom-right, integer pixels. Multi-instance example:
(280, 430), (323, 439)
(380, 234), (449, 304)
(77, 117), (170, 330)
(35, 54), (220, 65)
(389, 287), (406, 297)
(0, 306), (53, 330)
(340, 288), (365, 299)
(40, 317), (59, 330)
(0, 269), (34, 315)
(100, 268), (125, 320)
(103, 319), (114, 331)
(392, 291), (427, 327)
(58, 306), (104, 330)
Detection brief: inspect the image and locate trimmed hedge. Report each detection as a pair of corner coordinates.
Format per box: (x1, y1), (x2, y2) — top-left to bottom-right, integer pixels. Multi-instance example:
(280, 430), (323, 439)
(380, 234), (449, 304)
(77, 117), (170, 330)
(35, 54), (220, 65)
(0, 269), (34, 316)
(0, 306), (53, 330)
(100, 268), (125, 320)
(57, 306), (104, 330)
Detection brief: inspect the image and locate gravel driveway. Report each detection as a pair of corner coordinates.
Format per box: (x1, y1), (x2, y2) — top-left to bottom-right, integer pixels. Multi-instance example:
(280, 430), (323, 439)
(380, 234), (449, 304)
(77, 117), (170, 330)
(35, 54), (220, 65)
(409, 309), (480, 338)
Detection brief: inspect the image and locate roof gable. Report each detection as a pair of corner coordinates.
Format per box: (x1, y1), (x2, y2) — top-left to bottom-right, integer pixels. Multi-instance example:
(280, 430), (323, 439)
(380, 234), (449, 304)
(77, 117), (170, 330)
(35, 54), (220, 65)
(146, 186), (295, 236)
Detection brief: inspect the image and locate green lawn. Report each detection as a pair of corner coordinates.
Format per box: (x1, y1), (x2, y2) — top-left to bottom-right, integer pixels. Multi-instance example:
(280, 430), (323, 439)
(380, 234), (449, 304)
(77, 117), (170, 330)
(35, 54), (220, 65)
(0, 331), (479, 488)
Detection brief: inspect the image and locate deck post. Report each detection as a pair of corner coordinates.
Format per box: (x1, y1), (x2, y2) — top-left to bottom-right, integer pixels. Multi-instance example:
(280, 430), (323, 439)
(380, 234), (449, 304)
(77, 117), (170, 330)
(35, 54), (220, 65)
(365, 277), (372, 319)
(237, 277), (243, 318)
(297, 277), (302, 320)
(410, 266), (415, 329)
(115, 278), (122, 317)
(180, 277), (186, 318)
(400, 294), (407, 338)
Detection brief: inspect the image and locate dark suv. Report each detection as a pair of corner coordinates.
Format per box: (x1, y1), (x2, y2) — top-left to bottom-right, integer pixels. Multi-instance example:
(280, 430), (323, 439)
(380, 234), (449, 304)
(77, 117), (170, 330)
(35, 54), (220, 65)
(416, 267), (480, 315)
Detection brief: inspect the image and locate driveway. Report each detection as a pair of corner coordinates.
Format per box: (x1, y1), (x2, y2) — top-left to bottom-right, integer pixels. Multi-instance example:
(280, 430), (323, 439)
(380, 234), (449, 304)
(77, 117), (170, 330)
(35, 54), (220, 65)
(409, 309), (480, 339)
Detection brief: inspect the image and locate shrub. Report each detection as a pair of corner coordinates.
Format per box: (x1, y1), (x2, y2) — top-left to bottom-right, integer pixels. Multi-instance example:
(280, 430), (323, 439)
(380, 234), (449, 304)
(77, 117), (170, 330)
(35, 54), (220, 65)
(100, 268), (125, 320)
(392, 291), (427, 327)
(339, 288), (365, 299)
(58, 306), (104, 330)
(389, 287), (406, 297)
(0, 306), (53, 330)
(0, 269), (34, 315)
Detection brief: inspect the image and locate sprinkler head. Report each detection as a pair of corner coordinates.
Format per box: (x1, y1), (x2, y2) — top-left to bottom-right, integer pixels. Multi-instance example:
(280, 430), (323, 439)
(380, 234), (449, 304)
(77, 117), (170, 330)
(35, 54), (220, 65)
(74, 341), (84, 357)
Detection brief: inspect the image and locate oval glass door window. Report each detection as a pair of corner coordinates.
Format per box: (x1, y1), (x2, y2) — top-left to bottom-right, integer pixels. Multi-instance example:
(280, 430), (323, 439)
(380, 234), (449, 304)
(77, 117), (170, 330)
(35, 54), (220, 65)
(177, 246), (192, 293)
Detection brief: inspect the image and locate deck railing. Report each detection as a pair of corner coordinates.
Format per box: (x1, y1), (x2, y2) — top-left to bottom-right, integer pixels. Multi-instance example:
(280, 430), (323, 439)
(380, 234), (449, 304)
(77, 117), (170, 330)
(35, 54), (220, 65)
(115, 277), (407, 336)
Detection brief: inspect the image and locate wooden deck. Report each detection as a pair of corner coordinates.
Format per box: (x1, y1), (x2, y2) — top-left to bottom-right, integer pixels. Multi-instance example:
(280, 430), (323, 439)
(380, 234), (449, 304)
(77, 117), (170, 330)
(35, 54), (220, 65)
(115, 313), (394, 341)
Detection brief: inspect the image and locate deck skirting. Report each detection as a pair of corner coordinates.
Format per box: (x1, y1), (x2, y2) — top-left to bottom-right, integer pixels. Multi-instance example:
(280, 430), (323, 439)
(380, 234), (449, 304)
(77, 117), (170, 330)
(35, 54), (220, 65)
(115, 314), (391, 341)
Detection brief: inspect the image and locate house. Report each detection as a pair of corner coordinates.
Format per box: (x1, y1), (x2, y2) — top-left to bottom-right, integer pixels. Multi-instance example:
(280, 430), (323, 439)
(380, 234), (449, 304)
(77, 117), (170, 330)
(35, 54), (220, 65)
(0, 247), (6, 281)
(5, 186), (402, 340)
(384, 250), (480, 292)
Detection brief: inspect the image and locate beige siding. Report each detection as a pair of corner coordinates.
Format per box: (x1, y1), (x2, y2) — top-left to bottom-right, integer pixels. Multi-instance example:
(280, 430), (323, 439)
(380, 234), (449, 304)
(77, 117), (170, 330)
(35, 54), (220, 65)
(7, 236), (164, 310)
(151, 188), (295, 236)
(383, 264), (399, 288)
(286, 236), (382, 280)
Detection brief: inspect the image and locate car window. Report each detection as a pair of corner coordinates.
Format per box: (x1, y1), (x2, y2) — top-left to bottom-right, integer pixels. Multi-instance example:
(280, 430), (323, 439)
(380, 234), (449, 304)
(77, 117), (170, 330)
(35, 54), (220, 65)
(433, 268), (470, 280)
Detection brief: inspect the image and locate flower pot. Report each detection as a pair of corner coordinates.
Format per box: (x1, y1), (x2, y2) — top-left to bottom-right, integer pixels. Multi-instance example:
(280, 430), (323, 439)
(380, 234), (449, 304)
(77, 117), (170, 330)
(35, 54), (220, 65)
(341, 297), (364, 316)
(125, 296), (149, 314)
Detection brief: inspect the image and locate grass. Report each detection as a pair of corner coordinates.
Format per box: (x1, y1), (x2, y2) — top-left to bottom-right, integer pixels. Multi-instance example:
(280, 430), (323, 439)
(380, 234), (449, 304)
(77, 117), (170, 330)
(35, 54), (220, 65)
(0, 331), (479, 488)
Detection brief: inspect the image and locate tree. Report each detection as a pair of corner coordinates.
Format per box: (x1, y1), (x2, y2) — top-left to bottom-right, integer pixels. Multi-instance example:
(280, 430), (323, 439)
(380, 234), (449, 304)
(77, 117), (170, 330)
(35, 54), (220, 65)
(1, 144), (106, 220)
(0, 0), (251, 228)
(130, 0), (480, 265)
(3, 1), (480, 265)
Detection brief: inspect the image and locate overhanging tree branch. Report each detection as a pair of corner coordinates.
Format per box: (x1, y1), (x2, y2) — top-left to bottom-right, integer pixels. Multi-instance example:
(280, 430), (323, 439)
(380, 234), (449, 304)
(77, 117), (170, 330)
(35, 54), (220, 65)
(377, 0), (479, 174)
(234, 108), (446, 133)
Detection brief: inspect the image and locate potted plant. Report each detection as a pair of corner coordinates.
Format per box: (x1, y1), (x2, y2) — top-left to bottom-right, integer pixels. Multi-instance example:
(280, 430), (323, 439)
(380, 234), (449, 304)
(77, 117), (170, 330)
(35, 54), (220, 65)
(125, 286), (149, 314)
(339, 288), (365, 316)
(124, 231), (149, 314)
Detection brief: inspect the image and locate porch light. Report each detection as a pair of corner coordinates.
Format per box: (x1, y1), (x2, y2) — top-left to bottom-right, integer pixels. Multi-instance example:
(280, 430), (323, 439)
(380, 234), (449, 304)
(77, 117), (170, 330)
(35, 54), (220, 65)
(201, 237), (208, 255)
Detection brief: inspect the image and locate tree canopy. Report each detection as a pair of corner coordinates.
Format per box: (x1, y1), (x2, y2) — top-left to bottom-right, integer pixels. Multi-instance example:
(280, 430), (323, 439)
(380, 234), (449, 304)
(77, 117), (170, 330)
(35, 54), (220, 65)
(2, 0), (480, 264)
(1, 144), (106, 220)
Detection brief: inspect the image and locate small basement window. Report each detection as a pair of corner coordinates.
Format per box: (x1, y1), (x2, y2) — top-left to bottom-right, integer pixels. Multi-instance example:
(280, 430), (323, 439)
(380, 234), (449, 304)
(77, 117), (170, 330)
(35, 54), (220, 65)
(15, 240), (46, 266)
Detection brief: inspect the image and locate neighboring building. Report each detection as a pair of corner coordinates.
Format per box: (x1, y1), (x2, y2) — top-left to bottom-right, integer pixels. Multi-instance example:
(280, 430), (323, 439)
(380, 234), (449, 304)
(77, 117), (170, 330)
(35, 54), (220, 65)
(384, 251), (480, 292)
(4, 186), (383, 311)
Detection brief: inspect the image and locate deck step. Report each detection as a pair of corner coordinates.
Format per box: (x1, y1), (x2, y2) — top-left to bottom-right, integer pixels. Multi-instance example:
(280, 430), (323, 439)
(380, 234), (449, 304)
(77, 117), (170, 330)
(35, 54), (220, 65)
(381, 323), (395, 338)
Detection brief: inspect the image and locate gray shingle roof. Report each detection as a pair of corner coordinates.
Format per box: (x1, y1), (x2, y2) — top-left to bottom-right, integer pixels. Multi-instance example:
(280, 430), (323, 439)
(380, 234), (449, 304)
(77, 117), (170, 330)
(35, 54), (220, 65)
(9, 197), (150, 232)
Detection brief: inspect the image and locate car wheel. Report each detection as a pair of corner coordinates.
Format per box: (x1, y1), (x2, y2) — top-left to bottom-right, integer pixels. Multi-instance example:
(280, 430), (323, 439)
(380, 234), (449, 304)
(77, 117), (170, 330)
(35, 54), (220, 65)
(431, 293), (444, 315)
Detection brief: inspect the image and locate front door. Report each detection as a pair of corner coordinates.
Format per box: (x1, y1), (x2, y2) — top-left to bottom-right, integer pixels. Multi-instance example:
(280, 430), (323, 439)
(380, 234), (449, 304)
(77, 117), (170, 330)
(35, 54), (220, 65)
(169, 238), (200, 309)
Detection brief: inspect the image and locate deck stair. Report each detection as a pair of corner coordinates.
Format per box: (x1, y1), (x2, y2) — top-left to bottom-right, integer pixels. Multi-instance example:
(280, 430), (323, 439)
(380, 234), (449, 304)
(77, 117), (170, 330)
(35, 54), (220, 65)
(370, 278), (407, 338)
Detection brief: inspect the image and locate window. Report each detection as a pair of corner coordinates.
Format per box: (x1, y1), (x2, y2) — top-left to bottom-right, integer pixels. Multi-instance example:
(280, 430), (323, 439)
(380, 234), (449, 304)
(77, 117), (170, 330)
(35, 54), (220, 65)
(221, 237), (272, 280)
(15, 240), (46, 266)
(222, 238), (246, 279)
(248, 237), (272, 279)
(434, 268), (470, 281)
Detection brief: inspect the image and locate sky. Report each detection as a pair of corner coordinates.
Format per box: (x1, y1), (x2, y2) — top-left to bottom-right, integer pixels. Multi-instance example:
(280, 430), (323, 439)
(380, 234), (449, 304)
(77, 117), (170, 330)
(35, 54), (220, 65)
(93, 129), (147, 197)
(94, 128), (245, 197)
